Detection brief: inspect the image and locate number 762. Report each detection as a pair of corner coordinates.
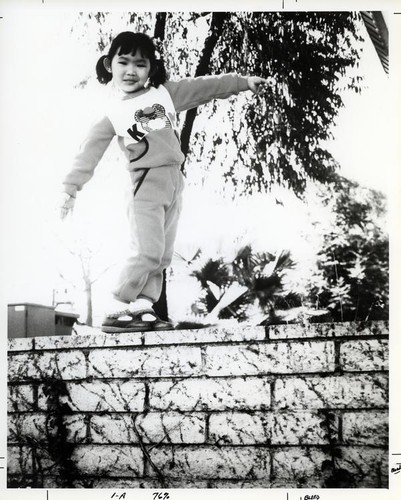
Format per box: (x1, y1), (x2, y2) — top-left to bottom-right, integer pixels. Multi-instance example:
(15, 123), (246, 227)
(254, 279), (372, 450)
(153, 493), (170, 500)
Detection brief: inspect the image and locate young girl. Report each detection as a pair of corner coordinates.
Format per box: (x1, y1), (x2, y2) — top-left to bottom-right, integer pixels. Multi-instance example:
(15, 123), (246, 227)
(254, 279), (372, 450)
(60, 31), (267, 333)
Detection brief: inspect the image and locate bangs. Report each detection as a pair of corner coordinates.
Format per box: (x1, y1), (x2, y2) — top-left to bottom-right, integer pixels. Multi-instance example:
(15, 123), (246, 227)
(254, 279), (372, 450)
(111, 32), (155, 61)
(117, 45), (149, 59)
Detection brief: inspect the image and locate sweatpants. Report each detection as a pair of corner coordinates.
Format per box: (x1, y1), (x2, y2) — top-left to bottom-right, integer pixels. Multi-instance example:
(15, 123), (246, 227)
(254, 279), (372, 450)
(112, 164), (184, 305)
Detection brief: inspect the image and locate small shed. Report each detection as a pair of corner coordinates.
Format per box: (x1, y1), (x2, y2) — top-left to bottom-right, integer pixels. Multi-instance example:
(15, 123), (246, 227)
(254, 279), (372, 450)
(8, 303), (79, 338)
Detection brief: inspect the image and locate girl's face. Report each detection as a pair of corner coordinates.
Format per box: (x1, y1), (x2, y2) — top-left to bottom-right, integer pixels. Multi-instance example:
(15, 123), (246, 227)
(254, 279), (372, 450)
(106, 49), (152, 94)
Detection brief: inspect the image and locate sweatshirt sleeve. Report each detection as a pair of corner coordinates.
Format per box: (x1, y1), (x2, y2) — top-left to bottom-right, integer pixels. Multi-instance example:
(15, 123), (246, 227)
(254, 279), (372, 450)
(63, 115), (116, 198)
(164, 73), (249, 113)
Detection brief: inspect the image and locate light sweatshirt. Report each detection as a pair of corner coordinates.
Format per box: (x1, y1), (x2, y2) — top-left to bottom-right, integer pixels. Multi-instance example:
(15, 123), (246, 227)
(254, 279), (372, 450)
(63, 73), (249, 198)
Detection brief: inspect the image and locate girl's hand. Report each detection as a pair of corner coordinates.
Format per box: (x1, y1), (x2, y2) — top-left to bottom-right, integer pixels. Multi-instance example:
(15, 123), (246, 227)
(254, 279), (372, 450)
(59, 193), (75, 220)
(247, 76), (270, 94)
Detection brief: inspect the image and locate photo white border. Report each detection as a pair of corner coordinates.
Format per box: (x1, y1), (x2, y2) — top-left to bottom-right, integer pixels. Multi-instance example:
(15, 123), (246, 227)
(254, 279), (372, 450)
(0, 1), (399, 499)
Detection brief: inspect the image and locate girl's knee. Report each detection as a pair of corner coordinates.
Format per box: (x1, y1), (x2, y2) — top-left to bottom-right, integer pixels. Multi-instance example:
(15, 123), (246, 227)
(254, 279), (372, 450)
(142, 252), (164, 271)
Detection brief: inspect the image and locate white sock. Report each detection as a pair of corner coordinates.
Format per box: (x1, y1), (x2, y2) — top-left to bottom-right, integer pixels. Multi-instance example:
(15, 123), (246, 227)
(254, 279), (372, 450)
(106, 297), (155, 320)
(129, 298), (155, 321)
(128, 298), (154, 313)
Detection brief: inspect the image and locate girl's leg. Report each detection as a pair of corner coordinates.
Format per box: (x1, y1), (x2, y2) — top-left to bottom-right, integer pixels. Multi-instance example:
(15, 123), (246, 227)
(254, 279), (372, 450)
(112, 199), (165, 303)
(102, 166), (182, 332)
(111, 166), (181, 305)
(139, 168), (184, 302)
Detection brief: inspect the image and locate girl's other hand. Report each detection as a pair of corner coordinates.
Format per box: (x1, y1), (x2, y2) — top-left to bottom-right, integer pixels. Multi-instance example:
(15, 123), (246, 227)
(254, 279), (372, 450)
(59, 193), (75, 220)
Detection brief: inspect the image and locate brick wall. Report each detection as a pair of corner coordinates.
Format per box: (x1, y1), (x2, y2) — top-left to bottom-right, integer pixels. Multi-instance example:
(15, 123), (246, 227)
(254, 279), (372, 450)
(7, 321), (389, 489)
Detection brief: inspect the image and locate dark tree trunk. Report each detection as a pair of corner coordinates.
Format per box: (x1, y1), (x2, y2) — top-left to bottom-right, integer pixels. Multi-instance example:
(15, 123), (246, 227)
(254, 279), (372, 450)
(152, 12), (169, 321)
(154, 11), (167, 40)
(85, 280), (93, 326)
(153, 268), (169, 321)
(155, 12), (228, 321)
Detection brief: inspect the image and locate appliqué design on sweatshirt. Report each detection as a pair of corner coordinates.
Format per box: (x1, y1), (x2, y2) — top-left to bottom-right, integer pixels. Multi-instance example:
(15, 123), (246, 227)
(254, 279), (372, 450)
(135, 104), (172, 133)
(127, 103), (174, 143)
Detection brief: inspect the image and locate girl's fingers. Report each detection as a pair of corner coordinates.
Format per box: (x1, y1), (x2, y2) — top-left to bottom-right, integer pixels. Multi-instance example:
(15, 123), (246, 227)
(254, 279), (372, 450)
(60, 204), (74, 220)
(58, 193), (75, 219)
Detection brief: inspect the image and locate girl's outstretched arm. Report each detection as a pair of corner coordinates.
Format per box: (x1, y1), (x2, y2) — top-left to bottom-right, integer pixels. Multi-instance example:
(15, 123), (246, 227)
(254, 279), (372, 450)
(164, 74), (249, 112)
(165, 73), (271, 112)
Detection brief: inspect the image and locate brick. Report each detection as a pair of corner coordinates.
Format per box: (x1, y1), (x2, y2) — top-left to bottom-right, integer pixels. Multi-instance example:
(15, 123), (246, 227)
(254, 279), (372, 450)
(208, 411), (338, 446)
(8, 413), (87, 445)
(340, 339), (388, 371)
(209, 479), (272, 488)
(8, 351), (87, 381)
(272, 411), (339, 445)
(210, 478), (323, 488)
(333, 320), (389, 337)
(8, 446), (33, 475)
(269, 323), (335, 339)
(149, 377), (271, 411)
(72, 445), (144, 477)
(41, 477), (76, 488)
(35, 445), (145, 480)
(145, 325), (265, 345)
(336, 447), (388, 487)
(75, 478), (209, 488)
(10, 473), (207, 489)
(205, 341), (335, 376)
(8, 338), (34, 351)
(89, 414), (135, 444)
(8, 384), (35, 412)
(8, 414), (46, 444)
(150, 446), (270, 479)
(342, 411), (388, 445)
(275, 374), (388, 409)
(88, 345), (202, 378)
(35, 331), (142, 350)
(209, 412), (271, 445)
(136, 412), (206, 444)
(38, 380), (146, 412)
(7, 475), (37, 488)
(88, 413), (205, 444)
(268, 321), (388, 339)
(272, 447), (331, 488)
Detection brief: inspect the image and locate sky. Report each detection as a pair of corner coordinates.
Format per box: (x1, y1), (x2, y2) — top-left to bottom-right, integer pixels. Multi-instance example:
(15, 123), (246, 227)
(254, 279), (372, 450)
(0, 6), (398, 324)
(327, 30), (393, 194)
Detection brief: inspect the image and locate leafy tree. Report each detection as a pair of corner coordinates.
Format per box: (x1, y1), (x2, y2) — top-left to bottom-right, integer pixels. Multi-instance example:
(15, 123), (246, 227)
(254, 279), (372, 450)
(231, 246), (297, 318)
(191, 256), (231, 313)
(305, 174), (389, 321)
(72, 11), (364, 194)
(190, 246), (298, 323)
(179, 12), (365, 195)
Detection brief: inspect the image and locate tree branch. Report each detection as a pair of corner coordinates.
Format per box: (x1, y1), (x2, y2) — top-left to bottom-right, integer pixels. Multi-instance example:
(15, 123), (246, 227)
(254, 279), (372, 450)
(180, 12), (229, 165)
(154, 12), (167, 40)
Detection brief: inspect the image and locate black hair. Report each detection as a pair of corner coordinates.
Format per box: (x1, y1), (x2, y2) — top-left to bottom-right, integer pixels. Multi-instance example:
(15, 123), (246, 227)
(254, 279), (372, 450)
(95, 32), (167, 87)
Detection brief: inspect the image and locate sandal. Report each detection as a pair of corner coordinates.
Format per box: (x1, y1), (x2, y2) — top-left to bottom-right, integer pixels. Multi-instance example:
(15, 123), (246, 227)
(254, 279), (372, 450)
(101, 309), (174, 333)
